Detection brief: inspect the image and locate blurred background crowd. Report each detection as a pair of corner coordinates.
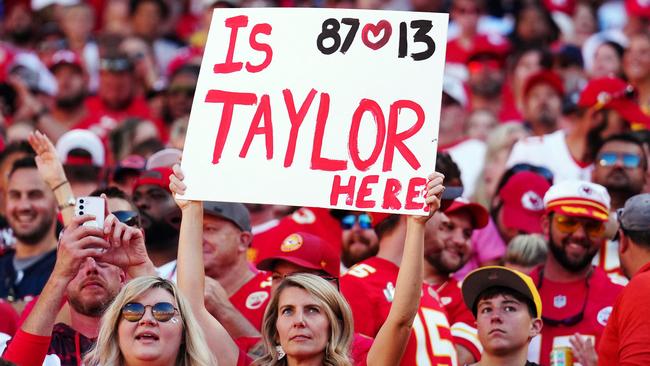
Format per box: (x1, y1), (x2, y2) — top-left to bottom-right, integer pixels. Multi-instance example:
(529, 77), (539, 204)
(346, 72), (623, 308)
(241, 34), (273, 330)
(1, 0), (650, 365)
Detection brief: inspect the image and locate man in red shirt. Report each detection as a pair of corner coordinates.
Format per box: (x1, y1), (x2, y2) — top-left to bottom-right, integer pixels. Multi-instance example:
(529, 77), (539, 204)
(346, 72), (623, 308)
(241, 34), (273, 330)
(200, 201), (271, 334)
(340, 214), (458, 366)
(527, 180), (623, 365)
(599, 193), (650, 365)
(424, 198), (488, 365)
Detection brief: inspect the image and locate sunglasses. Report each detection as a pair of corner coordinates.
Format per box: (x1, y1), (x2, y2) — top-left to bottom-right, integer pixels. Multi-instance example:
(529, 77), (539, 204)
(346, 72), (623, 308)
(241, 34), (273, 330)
(597, 152), (642, 169)
(341, 213), (372, 230)
(553, 214), (606, 237)
(113, 210), (140, 227)
(121, 302), (178, 322)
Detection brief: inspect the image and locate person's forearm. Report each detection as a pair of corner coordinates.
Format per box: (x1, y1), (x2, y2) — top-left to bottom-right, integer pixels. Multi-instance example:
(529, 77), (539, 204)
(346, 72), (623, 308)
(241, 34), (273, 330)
(52, 181), (75, 226)
(20, 275), (69, 336)
(388, 217), (424, 325)
(126, 258), (157, 279)
(177, 202), (206, 311)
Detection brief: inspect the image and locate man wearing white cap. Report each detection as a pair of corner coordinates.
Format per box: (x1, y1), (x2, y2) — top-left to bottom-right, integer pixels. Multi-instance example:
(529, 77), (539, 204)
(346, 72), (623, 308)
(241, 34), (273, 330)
(55, 129), (105, 197)
(526, 180), (623, 366)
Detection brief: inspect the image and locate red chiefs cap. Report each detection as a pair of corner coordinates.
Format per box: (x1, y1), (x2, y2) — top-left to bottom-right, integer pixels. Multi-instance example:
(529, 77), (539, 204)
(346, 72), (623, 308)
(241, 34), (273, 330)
(499, 171), (552, 234)
(578, 77), (650, 128)
(48, 50), (83, 72)
(626, 0), (650, 17)
(256, 231), (340, 278)
(132, 167), (173, 194)
(523, 70), (564, 99)
(542, 0), (576, 15)
(443, 198), (489, 229)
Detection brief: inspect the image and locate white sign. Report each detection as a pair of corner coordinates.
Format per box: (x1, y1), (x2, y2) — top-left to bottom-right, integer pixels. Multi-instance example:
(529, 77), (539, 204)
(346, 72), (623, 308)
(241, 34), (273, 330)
(180, 8), (448, 215)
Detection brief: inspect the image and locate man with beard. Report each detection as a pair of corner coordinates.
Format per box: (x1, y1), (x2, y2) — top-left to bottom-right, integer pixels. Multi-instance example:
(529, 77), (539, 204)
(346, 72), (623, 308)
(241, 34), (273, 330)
(423, 198), (488, 365)
(525, 180), (623, 366)
(520, 71), (564, 136)
(508, 77), (650, 182)
(0, 158), (58, 303)
(35, 50), (89, 142)
(339, 211), (379, 272)
(592, 133), (647, 284)
(1, 206), (155, 365)
(132, 167), (180, 280)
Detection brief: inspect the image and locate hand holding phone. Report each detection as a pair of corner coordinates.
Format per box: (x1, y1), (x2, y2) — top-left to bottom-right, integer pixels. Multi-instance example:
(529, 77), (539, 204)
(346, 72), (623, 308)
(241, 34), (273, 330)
(75, 197), (105, 228)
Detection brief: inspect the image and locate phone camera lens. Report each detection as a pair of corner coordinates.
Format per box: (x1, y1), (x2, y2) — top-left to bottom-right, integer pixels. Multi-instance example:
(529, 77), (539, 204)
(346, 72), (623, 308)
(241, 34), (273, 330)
(79, 205), (84, 210)
(79, 199), (85, 203)
(79, 211), (84, 215)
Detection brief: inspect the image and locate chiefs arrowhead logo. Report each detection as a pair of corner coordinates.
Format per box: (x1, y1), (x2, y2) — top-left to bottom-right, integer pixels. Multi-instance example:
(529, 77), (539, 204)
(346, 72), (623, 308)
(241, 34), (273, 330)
(522, 191), (544, 211)
(280, 233), (303, 252)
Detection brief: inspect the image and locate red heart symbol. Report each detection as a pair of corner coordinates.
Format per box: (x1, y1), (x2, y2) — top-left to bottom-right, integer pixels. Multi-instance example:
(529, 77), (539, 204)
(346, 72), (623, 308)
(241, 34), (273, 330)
(361, 20), (392, 50)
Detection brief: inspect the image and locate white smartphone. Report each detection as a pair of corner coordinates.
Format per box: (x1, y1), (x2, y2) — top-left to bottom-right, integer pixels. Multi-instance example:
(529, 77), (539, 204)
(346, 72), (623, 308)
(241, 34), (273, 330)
(75, 197), (105, 228)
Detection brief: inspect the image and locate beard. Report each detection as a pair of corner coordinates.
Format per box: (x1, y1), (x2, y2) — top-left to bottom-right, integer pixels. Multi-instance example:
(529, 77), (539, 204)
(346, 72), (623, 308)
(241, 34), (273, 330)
(68, 287), (116, 317)
(55, 91), (86, 111)
(470, 78), (503, 99)
(424, 247), (466, 275)
(11, 211), (55, 245)
(548, 233), (598, 273)
(141, 212), (180, 251)
(341, 234), (378, 268)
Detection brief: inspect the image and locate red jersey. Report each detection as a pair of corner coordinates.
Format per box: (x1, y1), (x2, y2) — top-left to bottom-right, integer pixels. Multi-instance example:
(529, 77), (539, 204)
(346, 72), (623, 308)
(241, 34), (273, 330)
(527, 266), (623, 366)
(341, 257), (458, 366)
(229, 271), (272, 331)
(432, 278), (482, 361)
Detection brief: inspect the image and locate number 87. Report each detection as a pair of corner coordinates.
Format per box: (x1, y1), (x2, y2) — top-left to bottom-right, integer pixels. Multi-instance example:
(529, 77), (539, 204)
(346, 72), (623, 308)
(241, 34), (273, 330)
(317, 18), (360, 55)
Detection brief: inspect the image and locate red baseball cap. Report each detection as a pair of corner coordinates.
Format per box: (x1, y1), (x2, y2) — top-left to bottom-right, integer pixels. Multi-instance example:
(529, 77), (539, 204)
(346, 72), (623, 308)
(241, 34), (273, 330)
(443, 198), (489, 229)
(626, 0), (650, 17)
(256, 231), (340, 278)
(48, 50), (83, 73)
(132, 167), (173, 194)
(523, 70), (565, 99)
(542, 0), (576, 15)
(499, 171), (552, 234)
(578, 77), (650, 128)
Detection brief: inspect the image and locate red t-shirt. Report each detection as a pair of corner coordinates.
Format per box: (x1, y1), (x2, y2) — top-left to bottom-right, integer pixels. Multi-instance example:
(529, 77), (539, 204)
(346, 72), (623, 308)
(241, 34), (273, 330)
(0, 300), (19, 336)
(229, 271), (272, 331)
(598, 262), (650, 366)
(432, 277), (482, 361)
(341, 257), (457, 366)
(527, 266), (623, 365)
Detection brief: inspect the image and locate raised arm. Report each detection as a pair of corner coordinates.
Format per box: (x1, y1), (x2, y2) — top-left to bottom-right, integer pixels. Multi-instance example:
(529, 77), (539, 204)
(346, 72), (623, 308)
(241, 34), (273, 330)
(28, 131), (75, 226)
(169, 165), (239, 366)
(367, 172), (444, 366)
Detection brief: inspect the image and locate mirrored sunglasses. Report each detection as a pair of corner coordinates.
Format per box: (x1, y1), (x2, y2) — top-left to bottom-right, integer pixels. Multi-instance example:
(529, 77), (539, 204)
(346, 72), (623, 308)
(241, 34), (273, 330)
(597, 152), (642, 169)
(121, 302), (178, 322)
(113, 210), (140, 227)
(341, 213), (373, 230)
(554, 215), (605, 237)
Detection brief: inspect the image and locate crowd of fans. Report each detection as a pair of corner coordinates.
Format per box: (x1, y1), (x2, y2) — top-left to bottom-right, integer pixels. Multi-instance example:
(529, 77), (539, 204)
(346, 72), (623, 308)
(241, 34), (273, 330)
(1, 0), (650, 365)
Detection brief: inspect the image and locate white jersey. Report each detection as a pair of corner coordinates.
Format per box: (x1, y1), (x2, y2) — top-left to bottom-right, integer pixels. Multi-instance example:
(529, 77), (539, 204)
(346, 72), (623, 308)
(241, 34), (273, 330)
(506, 130), (593, 182)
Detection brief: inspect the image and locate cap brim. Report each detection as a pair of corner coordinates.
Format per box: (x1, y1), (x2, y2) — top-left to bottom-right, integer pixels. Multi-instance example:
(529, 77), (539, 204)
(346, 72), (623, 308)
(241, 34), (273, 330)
(256, 256), (321, 273)
(611, 100), (650, 128)
(462, 266), (541, 318)
(548, 205), (608, 222)
(445, 203), (489, 229)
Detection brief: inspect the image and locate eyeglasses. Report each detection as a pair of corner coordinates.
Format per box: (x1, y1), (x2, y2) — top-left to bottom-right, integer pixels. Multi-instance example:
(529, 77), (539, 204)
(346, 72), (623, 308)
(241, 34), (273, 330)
(100, 58), (133, 72)
(538, 268), (592, 327)
(121, 302), (178, 322)
(341, 213), (372, 230)
(597, 152), (642, 169)
(553, 214), (606, 237)
(496, 163), (554, 194)
(113, 210), (140, 227)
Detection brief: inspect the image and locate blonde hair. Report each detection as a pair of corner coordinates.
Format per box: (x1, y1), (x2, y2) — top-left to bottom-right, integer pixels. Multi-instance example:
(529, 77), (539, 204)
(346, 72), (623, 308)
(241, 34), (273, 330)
(84, 276), (216, 366)
(253, 274), (353, 366)
(505, 234), (548, 267)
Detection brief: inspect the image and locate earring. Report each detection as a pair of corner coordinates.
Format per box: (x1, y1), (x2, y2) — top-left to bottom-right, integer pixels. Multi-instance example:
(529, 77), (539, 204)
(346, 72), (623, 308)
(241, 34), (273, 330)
(276, 345), (286, 360)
